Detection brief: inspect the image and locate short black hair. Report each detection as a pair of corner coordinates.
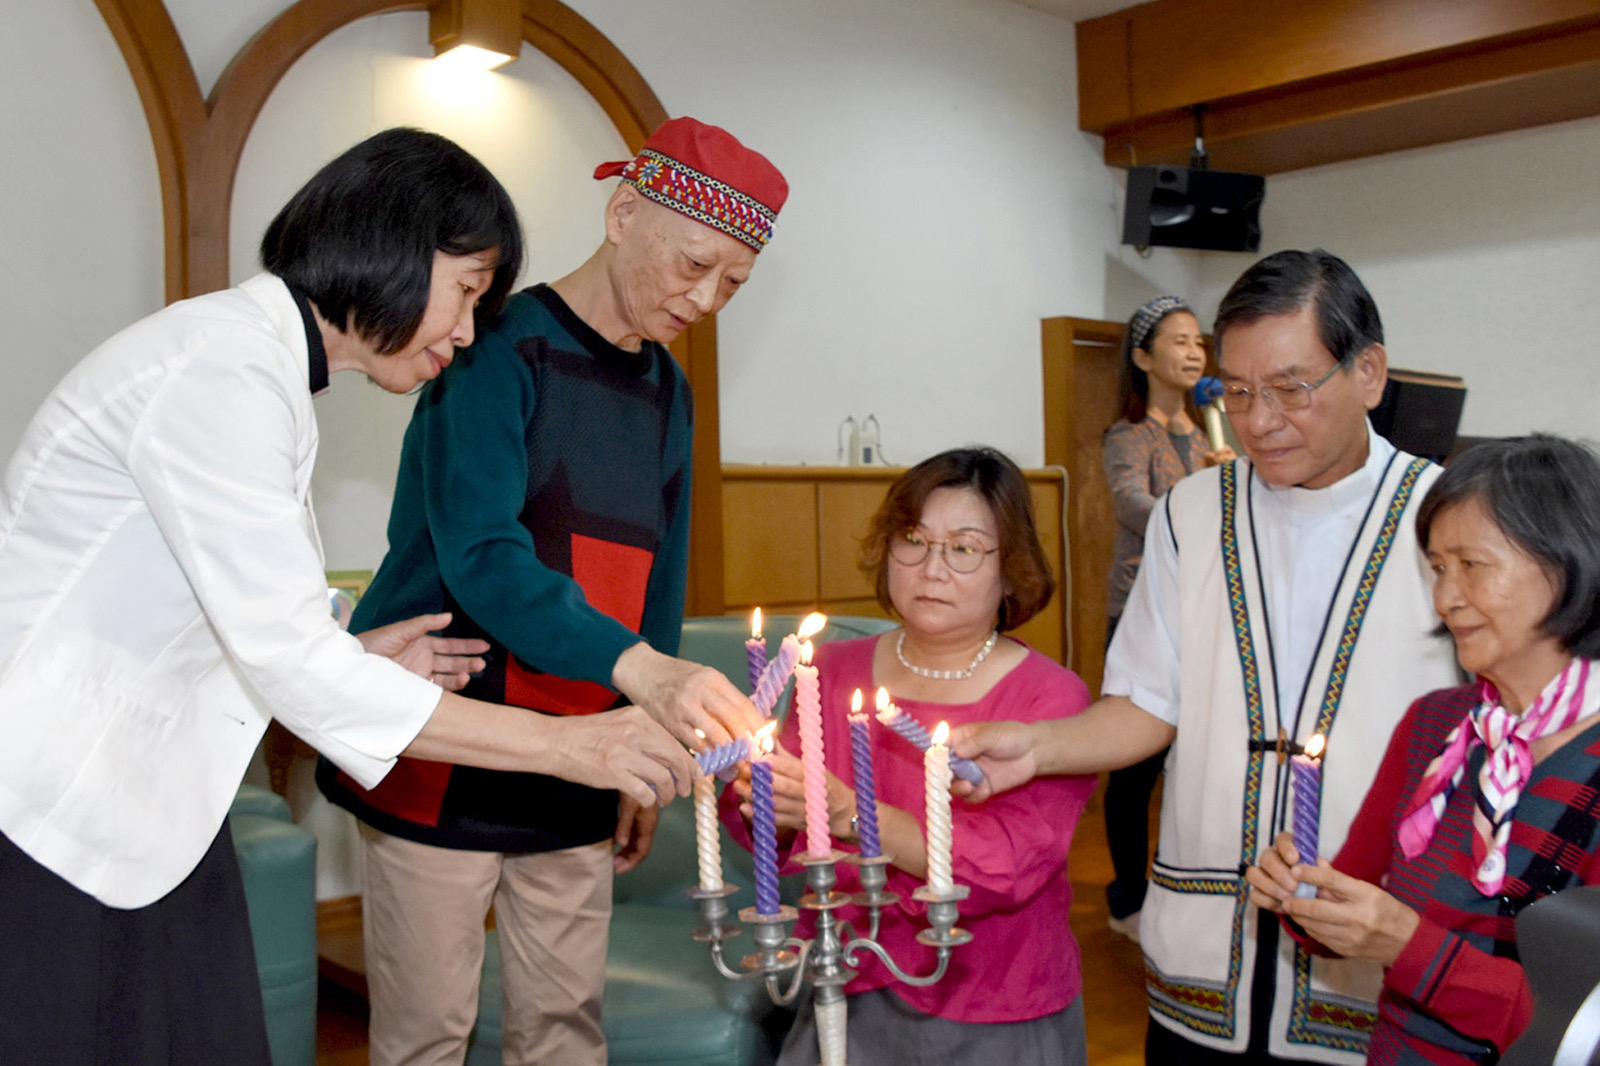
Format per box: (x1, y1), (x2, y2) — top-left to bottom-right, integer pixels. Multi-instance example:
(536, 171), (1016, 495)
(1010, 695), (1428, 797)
(1416, 434), (1600, 658)
(261, 128), (523, 355)
(861, 447), (1055, 631)
(1214, 249), (1382, 369)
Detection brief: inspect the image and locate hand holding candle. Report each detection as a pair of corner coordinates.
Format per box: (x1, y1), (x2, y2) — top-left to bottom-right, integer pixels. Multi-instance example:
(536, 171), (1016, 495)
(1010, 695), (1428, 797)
(924, 721), (955, 895)
(874, 688), (985, 784)
(694, 733), (749, 777)
(1291, 733), (1325, 899)
(847, 689), (882, 858)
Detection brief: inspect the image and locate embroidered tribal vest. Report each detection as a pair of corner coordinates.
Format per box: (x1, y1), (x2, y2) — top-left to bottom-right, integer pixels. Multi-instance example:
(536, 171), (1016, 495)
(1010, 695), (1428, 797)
(1143, 453), (1459, 1063)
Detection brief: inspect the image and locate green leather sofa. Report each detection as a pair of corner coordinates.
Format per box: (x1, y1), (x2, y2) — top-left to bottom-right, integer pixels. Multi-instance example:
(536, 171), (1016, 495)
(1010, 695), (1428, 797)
(231, 783), (318, 1066)
(465, 614), (896, 1065)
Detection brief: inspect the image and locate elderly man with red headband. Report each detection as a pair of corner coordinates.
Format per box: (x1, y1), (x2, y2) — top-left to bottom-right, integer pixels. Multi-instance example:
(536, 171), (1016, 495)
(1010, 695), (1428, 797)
(318, 118), (788, 1066)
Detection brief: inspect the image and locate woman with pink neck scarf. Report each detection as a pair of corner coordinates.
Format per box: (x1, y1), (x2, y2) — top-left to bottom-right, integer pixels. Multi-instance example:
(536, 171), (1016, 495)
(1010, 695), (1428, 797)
(1247, 434), (1600, 1065)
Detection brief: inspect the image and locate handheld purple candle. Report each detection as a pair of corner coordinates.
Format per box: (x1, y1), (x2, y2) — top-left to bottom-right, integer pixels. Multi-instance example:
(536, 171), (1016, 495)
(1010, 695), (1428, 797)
(873, 688), (985, 784)
(1291, 733), (1325, 900)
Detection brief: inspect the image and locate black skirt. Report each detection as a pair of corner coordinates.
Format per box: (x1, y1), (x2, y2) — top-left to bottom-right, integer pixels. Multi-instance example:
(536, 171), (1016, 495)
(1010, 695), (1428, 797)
(0, 820), (271, 1065)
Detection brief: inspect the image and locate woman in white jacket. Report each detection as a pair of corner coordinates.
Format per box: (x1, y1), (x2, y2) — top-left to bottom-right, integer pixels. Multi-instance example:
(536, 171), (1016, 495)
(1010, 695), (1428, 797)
(0, 128), (697, 1065)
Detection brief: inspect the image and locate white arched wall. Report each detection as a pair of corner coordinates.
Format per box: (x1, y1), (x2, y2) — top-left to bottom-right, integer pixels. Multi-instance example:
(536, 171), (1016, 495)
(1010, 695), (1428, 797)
(0, 2), (163, 462)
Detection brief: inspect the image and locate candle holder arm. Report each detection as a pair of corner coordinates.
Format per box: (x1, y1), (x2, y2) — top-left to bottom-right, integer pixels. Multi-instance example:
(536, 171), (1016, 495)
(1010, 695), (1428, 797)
(839, 935), (955, 987)
(708, 937), (751, 981)
(763, 938), (813, 1005)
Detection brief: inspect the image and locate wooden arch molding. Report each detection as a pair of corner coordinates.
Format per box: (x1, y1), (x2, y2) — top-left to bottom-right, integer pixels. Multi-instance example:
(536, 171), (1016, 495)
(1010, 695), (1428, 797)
(92, 0), (725, 612)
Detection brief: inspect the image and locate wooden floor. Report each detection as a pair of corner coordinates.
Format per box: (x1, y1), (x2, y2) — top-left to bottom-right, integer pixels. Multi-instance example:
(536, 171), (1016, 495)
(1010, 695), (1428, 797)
(315, 783), (1153, 1065)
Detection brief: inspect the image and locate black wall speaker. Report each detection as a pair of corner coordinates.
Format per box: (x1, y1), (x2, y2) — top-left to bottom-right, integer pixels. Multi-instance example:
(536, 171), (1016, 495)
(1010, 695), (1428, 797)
(1369, 368), (1467, 464)
(1123, 165), (1265, 253)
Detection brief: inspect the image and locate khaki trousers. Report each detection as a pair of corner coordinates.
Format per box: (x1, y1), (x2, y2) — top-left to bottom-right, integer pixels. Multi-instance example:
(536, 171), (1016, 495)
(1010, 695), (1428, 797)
(362, 828), (613, 1066)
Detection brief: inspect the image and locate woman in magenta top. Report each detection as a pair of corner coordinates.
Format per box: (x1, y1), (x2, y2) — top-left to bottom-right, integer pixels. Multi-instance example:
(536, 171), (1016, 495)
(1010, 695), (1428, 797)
(723, 447), (1095, 1065)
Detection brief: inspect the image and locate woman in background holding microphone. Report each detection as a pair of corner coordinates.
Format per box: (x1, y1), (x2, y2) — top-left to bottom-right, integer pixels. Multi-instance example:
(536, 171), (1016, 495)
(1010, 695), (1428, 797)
(1099, 295), (1234, 942)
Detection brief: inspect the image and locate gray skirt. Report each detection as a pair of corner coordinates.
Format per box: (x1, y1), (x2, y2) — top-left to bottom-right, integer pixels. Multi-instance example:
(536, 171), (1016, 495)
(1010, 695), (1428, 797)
(776, 987), (1086, 1066)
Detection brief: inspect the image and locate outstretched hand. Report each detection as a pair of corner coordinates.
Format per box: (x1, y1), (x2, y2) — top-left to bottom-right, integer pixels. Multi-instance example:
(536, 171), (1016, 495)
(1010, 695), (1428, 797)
(612, 642), (762, 748)
(949, 720), (1038, 802)
(357, 611), (487, 691)
(545, 705), (696, 809)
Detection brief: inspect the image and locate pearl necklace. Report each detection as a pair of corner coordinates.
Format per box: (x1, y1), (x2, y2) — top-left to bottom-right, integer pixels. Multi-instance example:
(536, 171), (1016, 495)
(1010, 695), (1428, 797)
(895, 630), (998, 681)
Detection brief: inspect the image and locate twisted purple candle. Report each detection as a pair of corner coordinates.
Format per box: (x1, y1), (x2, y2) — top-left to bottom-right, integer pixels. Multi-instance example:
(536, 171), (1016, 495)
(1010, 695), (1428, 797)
(1290, 735), (1324, 900)
(876, 705), (985, 784)
(1291, 757), (1321, 860)
(751, 755), (781, 915)
(694, 736), (749, 777)
(746, 638), (767, 694)
(752, 635), (800, 717)
(848, 711), (882, 858)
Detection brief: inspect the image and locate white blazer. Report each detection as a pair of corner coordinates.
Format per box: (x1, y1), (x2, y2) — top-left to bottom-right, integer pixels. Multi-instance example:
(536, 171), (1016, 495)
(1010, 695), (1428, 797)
(0, 273), (439, 907)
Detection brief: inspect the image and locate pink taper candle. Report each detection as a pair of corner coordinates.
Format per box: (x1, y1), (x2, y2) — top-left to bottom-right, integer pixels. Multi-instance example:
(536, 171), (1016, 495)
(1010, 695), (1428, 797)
(924, 721), (954, 894)
(745, 607), (767, 692)
(794, 640), (831, 860)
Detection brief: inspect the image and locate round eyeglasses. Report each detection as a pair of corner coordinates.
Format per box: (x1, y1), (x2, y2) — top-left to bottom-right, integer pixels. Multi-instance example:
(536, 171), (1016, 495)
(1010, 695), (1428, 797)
(888, 530), (998, 573)
(1220, 362), (1342, 414)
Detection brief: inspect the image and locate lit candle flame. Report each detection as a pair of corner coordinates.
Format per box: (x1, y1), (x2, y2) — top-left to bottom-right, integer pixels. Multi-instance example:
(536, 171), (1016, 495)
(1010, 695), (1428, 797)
(876, 687), (891, 712)
(1304, 733), (1326, 760)
(797, 612), (828, 640)
(851, 689), (863, 713)
(757, 724), (777, 755)
(800, 639), (814, 665)
(932, 721), (950, 746)
(750, 607), (762, 639)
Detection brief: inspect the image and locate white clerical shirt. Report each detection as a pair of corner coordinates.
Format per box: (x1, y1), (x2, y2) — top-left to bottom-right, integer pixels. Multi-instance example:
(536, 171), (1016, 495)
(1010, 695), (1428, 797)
(1104, 423), (1400, 729)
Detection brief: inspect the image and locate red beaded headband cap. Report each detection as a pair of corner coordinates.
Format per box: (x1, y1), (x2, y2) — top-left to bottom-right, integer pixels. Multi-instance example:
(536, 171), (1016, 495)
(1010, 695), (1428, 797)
(593, 117), (788, 252)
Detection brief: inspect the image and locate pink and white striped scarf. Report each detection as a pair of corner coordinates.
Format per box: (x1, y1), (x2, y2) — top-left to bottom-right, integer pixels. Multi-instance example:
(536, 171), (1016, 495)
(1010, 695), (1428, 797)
(1396, 658), (1597, 896)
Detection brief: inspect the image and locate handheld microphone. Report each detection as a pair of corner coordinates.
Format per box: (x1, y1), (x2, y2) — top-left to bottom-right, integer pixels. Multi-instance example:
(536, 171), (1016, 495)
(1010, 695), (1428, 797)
(1194, 376), (1227, 452)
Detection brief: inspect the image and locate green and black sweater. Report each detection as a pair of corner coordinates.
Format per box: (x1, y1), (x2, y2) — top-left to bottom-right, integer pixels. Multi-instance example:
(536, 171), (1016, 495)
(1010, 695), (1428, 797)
(318, 284), (693, 853)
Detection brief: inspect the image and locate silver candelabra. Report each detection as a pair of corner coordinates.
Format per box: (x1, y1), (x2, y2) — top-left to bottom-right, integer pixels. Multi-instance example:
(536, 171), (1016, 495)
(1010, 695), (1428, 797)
(689, 850), (972, 1066)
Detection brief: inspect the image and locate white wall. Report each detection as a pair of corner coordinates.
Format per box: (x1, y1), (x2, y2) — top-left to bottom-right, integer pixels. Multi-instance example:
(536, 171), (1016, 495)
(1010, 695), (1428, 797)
(1189, 115), (1600, 443)
(0, 2), (164, 463)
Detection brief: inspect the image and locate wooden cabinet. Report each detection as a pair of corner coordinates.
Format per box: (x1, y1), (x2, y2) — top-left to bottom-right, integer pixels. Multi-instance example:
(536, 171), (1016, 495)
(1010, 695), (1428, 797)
(721, 465), (1069, 665)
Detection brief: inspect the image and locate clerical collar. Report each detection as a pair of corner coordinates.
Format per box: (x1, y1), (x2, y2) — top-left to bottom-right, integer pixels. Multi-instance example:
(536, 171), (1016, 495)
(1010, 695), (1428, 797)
(1257, 421), (1393, 516)
(288, 287), (330, 396)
